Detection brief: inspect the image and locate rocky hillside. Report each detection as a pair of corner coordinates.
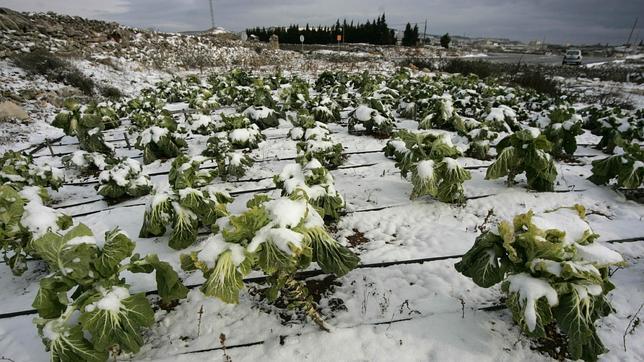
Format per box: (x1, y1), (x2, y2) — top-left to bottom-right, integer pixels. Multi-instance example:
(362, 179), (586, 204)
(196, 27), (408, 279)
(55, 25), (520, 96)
(0, 7), (295, 69)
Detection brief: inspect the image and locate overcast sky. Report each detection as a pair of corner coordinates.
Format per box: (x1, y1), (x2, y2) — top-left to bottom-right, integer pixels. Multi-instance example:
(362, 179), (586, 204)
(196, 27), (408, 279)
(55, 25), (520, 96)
(3, 0), (643, 45)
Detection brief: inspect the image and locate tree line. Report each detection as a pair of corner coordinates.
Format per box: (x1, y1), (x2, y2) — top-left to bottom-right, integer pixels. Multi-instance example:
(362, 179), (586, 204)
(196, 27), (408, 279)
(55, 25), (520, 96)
(245, 14), (396, 45)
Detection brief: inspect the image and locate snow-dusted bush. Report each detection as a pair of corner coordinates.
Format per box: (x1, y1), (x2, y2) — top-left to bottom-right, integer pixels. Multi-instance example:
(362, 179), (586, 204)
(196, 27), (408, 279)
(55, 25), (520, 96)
(486, 128), (557, 191)
(97, 158), (152, 203)
(180, 193), (359, 330)
(135, 126), (187, 164)
(32, 224), (187, 361)
(0, 151), (64, 190)
(0, 185), (72, 275)
(139, 186), (232, 249)
(455, 206), (623, 361)
(274, 160), (345, 221)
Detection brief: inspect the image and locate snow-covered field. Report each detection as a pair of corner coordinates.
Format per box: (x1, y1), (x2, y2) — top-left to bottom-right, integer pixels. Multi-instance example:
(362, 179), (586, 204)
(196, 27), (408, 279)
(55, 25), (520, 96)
(0, 54), (643, 362)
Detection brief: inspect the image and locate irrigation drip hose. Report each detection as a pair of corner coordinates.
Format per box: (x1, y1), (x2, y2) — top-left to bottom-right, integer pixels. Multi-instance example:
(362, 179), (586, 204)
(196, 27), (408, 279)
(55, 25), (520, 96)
(2, 243), (641, 320)
(60, 149), (384, 186)
(0, 253), (465, 320)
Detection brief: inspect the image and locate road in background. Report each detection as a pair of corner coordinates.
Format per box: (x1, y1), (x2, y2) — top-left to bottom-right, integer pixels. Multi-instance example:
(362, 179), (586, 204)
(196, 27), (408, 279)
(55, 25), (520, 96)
(470, 52), (610, 66)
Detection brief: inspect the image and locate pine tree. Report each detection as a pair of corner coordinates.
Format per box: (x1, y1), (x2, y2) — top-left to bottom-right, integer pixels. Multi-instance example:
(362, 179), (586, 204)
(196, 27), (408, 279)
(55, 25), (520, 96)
(440, 33), (451, 49)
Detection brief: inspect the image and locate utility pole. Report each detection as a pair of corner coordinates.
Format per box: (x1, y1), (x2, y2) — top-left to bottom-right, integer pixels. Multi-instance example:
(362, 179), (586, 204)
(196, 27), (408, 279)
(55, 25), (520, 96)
(423, 19), (427, 44)
(209, 0), (215, 30)
(626, 17), (638, 47)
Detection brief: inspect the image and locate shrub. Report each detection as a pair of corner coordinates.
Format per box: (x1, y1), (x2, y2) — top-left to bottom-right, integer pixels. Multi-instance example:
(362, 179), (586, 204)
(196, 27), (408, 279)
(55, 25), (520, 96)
(12, 49), (95, 95)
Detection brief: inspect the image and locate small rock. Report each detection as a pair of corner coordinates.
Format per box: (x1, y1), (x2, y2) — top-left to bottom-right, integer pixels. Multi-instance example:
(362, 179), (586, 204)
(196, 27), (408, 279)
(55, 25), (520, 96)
(0, 101), (29, 121)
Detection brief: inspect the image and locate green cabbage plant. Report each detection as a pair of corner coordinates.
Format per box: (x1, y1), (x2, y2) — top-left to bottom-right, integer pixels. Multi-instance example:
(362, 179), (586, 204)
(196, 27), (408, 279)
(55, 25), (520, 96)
(384, 130), (470, 203)
(97, 158), (152, 204)
(135, 126), (187, 164)
(274, 159), (346, 221)
(486, 128), (558, 192)
(348, 104), (395, 138)
(63, 151), (115, 176)
(455, 206), (623, 362)
(180, 192), (359, 330)
(139, 186), (232, 249)
(0, 151), (64, 190)
(0, 185), (72, 275)
(32, 224), (188, 361)
(588, 141), (643, 189)
(243, 105), (280, 129)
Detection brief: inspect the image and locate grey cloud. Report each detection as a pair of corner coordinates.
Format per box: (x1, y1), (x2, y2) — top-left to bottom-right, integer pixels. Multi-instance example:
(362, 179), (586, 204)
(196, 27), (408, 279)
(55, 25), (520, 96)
(3, 0), (643, 44)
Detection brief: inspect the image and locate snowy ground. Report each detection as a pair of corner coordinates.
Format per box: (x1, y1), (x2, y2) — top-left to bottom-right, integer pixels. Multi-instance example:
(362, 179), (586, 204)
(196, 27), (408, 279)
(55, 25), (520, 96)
(0, 59), (643, 362)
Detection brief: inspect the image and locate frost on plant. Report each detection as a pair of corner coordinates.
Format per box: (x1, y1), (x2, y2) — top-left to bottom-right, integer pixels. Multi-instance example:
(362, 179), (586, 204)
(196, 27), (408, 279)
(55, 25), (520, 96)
(455, 205), (623, 361)
(135, 126), (187, 164)
(0, 185), (72, 275)
(385, 130), (470, 202)
(97, 158), (152, 204)
(274, 159), (346, 221)
(348, 103), (395, 138)
(181, 193), (359, 329)
(139, 186), (232, 249)
(0, 151), (64, 190)
(588, 141), (643, 189)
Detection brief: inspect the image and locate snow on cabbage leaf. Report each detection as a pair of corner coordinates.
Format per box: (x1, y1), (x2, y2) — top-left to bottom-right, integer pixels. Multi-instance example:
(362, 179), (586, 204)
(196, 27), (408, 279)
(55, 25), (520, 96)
(455, 205), (623, 361)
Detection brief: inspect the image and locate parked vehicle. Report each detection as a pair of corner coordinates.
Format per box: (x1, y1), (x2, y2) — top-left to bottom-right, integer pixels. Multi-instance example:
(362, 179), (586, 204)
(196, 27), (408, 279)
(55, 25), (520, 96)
(562, 49), (582, 65)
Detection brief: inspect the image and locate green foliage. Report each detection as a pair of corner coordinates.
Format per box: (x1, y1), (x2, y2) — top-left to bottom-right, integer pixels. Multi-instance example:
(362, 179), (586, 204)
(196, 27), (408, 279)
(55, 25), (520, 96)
(32, 225), (187, 360)
(385, 130), (471, 203)
(455, 206), (623, 361)
(348, 104), (395, 138)
(135, 126), (187, 164)
(274, 160), (346, 222)
(63, 151), (115, 176)
(584, 105), (643, 154)
(201, 137), (254, 180)
(0, 151), (64, 190)
(181, 193), (358, 329)
(97, 158), (152, 204)
(169, 154), (217, 189)
(0, 185), (72, 275)
(540, 106), (584, 158)
(486, 128), (558, 191)
(139, 186), (232, 249)
(53, 100), (115, 155)
(311, 97), (341, 123)
(588, 141), (643, 189)
(440, 33), (451, 49)
(243, 105), (280, 129)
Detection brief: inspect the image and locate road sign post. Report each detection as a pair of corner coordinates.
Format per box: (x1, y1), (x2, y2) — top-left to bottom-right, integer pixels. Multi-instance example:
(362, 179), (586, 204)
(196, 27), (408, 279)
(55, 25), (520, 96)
(300, 34), (304, 52)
